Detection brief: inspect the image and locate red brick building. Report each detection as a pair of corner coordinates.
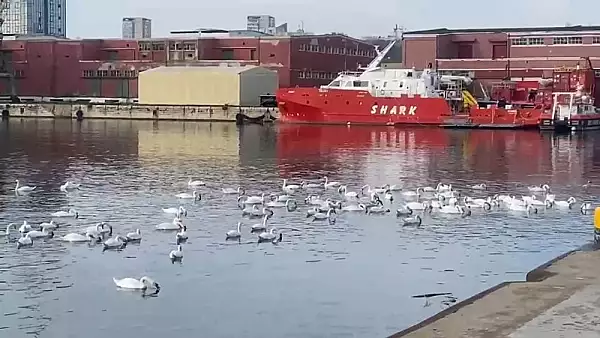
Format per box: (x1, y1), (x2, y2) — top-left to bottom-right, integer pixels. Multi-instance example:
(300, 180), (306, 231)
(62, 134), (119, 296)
(0, 33), (375, 98)
(402, 25), (600, 80)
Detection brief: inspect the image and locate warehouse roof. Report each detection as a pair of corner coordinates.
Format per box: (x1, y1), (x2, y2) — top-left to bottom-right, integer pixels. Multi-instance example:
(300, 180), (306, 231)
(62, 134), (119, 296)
(141, 65), (262, 74)
(404, 25), (600, 35)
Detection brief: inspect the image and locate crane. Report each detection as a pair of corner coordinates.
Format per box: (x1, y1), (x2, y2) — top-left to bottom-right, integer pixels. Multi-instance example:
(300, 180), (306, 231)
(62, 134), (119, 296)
(0, 0), (17, 101)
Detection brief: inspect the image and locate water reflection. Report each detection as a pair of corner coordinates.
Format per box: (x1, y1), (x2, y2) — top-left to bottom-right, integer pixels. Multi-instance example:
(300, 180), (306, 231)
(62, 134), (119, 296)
(0, 119), (597, 338)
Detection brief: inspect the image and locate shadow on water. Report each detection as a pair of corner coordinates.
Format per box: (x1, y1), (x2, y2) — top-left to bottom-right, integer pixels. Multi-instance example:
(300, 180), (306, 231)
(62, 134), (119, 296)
(0, 119), (599, 338)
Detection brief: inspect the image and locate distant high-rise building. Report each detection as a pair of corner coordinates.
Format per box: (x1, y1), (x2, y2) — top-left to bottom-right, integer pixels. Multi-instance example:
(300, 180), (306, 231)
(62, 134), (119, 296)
(247, 15), (276, 34)
(122, 17), (152, 39)
(3, 0), (67, 37)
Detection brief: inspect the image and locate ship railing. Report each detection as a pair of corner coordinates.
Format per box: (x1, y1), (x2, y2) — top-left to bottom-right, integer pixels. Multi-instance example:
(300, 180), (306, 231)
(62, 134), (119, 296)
(338, 71), (363, 77)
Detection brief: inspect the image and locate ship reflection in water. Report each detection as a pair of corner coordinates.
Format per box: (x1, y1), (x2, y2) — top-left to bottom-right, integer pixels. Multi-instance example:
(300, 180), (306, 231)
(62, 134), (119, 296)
(1, 119), (600, 338)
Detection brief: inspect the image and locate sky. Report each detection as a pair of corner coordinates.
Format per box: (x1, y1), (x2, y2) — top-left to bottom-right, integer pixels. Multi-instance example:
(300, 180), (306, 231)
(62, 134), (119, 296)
(67, 0), (598, 39)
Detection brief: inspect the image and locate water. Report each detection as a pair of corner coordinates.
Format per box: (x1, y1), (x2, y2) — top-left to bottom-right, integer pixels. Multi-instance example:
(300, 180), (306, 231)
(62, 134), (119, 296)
(0, 119), (598, 338)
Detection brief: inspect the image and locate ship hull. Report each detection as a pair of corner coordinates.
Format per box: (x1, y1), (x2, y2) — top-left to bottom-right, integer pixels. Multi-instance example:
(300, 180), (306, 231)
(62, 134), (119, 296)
(277, 88), (452, 125)
(539, 113), (600, 132)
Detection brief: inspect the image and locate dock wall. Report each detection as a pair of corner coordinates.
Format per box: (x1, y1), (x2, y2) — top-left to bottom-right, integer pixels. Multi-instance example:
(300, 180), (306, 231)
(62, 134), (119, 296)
(0, 103), (279, 122)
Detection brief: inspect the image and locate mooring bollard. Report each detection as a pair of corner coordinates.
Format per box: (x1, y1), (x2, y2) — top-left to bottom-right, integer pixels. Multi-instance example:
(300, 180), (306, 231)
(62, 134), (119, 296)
(594, 207), (600, 243)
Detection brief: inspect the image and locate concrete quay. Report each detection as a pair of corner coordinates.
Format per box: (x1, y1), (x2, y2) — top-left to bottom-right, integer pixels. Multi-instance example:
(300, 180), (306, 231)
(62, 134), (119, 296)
(391, 247), (600, 338)
(0, 102), (279, 122)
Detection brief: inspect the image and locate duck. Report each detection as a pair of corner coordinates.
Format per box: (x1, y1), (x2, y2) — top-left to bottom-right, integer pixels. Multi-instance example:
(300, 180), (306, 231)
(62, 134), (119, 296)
(163, 206), (187, 217)
(113, 276), (160, 291)
(17, 233), (33, 249)
(126, 229), (142, 242)
(251, 214), (271, 232)
(176, 225), (188, 244)
(26, 226), (54, 239)
(222, 186), (245, 195)
(188, 178), (205, 187)
(156, 217), (183, 231)
(551, 197), (576, 209)
(2, 223), (16, 237)
(528, 184), (550, 193)
(175, 191), (201, 200)
(238, 193), (265, 205)
(468, 183), (487, 190)
(15, 180), (36, 193)
(60, 233), (101, 243)
(60, 181), (81, 192)
(226, 222), (242, 240)
(265, 199), (298, 211)
(402, 215), (422, 226)
(103, 235), (128, 251)
(258, 227), (282, 243)
(51, 208), (79, 218)
(169, 245), (183, 262)
(323, 176), (342, 189)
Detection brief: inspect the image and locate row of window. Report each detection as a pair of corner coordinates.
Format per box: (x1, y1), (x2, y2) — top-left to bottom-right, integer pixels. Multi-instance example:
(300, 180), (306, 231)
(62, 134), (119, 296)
(298, 44), (375, 57)
(82, 70), (139, 78)
(297, 71), (338, 80)
(511, 36), (600, 46)
(139, 42), (198, 51)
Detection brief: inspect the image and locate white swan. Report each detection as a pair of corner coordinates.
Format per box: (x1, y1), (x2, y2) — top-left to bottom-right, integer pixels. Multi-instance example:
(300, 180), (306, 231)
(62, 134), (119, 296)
(528, 184), (550, 193)
(402, 187), (423, 198)
(265, 199), (298, 211)
(60, 181), (81, 192)
(365, 201), (390, 215)
(17, 233), (33, 249)
(323, 176), (341, 189)
(176, 225), (188, 243)
(338, 185), (359, 199)
(163, 206), (187, 217)
(341, 203), (366, 212)
(156, 217), (183, 231)
(113, 276), (160, 291)
(468, 183), (487, 190)
(51, 208), (79, 218)
(103, 235), (128, 250)
(26, 226), (54, 239)
(169, 245), (183, 261)
(39, 220), (58, 230)
(404, 201), (430, 211)
(552, 197), (576, 209)
(438, 205), (471, 216)
(126, 229), (142, 242)
(508, 203), (537, 214)
(60, 233), (100, 243)
(18, 221), (32, 233)
(301, 181), (322, 189)
(244, 206), (274, 219)
(86, 222), (112, 237)
(282, 179), (301, 193)
(238, 193), (265, 205)
(436, 183), (452, 192)
(361, 185), (388, 195)
(15, 180), (36, 193)
(258, 227), (282, 243)
(226, 222), (242, 239)
(188, 178), (205, 187)
(402, 215), (422, 226)
(396, 206), (414, 217)
(176, 191), (201, 200)
(2, 223), (16, 237)
(222, 186), (245, 195)
(251, 214), (270, 232)
(312, 208), (336, 221)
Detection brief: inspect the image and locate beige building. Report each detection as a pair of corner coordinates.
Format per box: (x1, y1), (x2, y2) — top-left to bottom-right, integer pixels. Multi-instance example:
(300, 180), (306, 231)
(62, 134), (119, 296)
(138, 65), (278, 106)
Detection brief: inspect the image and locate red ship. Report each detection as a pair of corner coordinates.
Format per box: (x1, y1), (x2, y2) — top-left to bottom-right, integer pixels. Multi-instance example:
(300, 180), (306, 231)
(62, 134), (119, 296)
(276, 40), (542, 128)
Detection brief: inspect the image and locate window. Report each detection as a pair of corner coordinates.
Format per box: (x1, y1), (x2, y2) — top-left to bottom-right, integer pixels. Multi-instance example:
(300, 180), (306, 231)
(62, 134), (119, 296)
(511, 38), (527, 45)
(326, 46), (333, 53)
(593, 37), (600, 44)
(553, 37), (568, 45)
(299, 44), (306, 51)
(457, 44), (473, 59)
(568, 36), (582, 44)
(310, 45), (318, 52)
(222, 49), (234, 59)
(528, 37), (544, 45)
(298, 71), (305, 78)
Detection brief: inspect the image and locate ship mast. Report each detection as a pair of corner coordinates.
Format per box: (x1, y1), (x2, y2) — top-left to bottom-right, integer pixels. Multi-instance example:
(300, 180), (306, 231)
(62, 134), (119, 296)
(363, 26), (401, 73)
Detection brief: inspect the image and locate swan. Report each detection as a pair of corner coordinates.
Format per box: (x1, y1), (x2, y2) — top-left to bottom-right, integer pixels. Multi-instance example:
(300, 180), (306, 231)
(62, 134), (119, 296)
(361, 185), (388, 195)
(402, 188), (423, 198)
(508, 203), (537, 214)
(383, 190), (394, 202)
(251, 214), (271, 232)
(305, 195), (325, 205)
(18, 221), (32, 233)
(188, 178), (205, 187)
(51, 208), (79, 218)
(404, 201), (430, 211)
(258, 227), (282, 243)
(222, 186), (245, 195)
(39, 220), (58, 230)
(396, 206), (414, 217)
(282, 179), (301, 193)
(386, 184), (402, 191)
(338, 185), (359, 199)
(163, 206), (187, 217)
(226, 222), (242, 239)
(323, 176), (342, 189)
(465, 201), (492, 211)
(265, 199), (298, 211)
(17, 233), (33, 249)
(528, 196), (553, 208)
(2, 223), (16, 237)
(436, 183), (452, 192)
(103, 235), (128, 251)
(365, 201), (390, 215)
(341, 203), (366, 212)
(60, 233), (101, 243)
(238, 193), (265, 205)
(312, 208), (336, 221)
(15, 180), (36, 193)
(438, 205), (471, 216)
(528, 184), (550, 193)
(26, 226), (54, 239)
(176, 191), (201, 200)
(113, 276), (160, 291)
(156, 217), (183, 231)
(126, 229), (142, 242)
(60, 181), (80, 192)
(301, 181), (322, 189)
(583, 180), (592, 189)
(468, 183), (487, 190)
(270, 193), (292, 202)
(86, 222), (112, 237)
(176, 225), (188, 244)
(552, 197), (576, 209)
(169, 245), (183, 261)
(402, 215), (422, 226)
(245, 207), (274, 219)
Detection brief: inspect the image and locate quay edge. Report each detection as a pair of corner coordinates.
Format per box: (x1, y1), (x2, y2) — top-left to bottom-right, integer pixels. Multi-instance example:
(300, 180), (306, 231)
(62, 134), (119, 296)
(0, 102), (280, 122)
(389, 245), (600, 338)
